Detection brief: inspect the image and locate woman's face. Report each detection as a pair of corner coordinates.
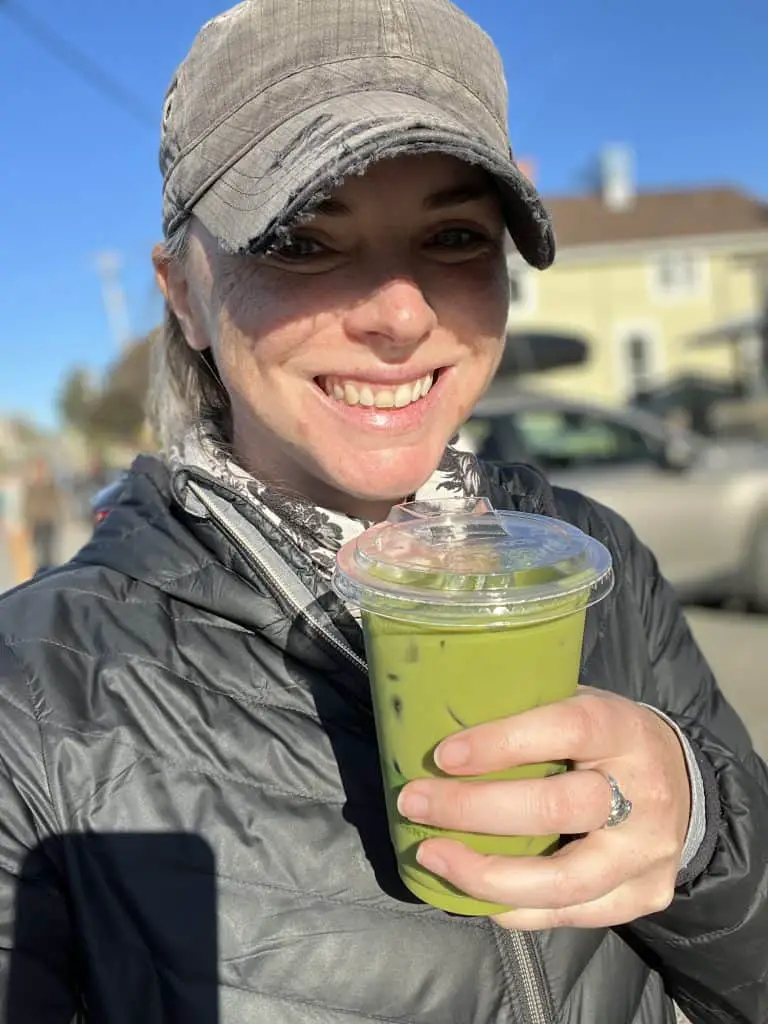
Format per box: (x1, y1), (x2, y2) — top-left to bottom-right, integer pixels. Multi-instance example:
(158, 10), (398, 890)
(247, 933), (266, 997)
(163, 153), (510, 519)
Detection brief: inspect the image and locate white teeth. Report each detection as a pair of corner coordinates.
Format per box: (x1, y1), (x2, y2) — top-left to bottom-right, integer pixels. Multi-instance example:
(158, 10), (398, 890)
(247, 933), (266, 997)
(394, 384), (413, 408)
(324, 372), (437, 409)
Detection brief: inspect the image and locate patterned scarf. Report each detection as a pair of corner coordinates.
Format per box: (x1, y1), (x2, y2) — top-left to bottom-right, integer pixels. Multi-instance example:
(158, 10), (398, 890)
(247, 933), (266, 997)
(172, 424), (485, 588)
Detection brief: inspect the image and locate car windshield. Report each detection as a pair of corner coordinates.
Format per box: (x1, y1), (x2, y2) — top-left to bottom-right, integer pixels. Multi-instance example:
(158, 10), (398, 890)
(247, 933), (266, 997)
(469, 408), (662, 470)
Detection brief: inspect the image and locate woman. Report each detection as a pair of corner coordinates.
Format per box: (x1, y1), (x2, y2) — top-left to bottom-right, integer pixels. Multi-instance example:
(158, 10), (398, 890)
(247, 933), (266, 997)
(0, 1), (766, 1022)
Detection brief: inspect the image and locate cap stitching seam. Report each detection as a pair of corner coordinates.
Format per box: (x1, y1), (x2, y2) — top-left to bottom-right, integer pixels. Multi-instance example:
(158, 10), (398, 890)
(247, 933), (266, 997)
(167, 126), (521, 238)
(164, 53), (506, 184)
(205, 131), (507, 206)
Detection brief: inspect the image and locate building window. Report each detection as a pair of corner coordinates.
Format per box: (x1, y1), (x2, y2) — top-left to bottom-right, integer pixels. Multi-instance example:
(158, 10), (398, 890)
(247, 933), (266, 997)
(627, 335), (652, 392)
(650, 252), (707, 301)
(616, 324), (663, 400)
(507, 264), (537, 317)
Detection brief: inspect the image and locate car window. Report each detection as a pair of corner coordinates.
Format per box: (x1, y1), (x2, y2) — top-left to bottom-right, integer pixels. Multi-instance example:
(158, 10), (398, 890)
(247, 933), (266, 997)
(463, 415), (525, 462)
(470, 409), (660, 469)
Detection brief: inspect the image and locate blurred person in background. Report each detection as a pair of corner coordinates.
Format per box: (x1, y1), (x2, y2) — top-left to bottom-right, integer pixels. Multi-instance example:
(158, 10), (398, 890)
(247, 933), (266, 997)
(0, 2), (766, 1023)
(72, 451), (112, 523)
(21, 456), (63, 572)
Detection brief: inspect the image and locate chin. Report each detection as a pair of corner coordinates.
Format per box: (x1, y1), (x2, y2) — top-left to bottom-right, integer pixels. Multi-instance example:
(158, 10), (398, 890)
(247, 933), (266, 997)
(322, 439), (448, 506)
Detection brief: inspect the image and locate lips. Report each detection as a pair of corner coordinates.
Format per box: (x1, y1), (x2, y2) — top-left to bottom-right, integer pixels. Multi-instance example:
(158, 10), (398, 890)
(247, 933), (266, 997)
(311, 365), (454, 437)
(318, 372), (435, 409)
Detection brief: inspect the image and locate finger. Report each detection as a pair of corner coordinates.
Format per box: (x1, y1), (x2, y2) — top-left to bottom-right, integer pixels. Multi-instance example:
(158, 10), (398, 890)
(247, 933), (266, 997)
(415, 829), (645, 910)
(433, 690), (631, 775)
(398, 768), (613, 836)
(493, 869), (677, 931)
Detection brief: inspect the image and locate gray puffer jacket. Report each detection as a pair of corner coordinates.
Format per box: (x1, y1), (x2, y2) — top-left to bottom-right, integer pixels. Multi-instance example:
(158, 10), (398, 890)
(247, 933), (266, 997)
(0, 455), (766, 1024)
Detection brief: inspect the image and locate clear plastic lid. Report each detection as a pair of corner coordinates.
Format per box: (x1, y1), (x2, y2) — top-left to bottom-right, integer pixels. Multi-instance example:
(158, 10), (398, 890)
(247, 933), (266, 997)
(332, 497), (613, 627)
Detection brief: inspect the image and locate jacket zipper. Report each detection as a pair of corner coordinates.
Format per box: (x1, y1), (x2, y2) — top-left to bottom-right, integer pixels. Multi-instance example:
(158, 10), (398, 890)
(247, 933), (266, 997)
(190, 482), (552, 1023)
(187, 482), (369, 678)
(501, 929), (552, 1024)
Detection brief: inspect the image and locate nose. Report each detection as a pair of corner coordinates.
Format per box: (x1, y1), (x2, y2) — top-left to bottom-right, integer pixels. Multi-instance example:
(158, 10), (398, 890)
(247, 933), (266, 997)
(343, 277), (437, 350)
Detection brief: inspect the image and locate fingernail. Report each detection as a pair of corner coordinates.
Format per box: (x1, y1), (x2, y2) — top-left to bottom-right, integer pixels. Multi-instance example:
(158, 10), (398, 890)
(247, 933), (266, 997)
(416, 844), (448, 876)
(397, 788), (430, 821)
(435, 739), (470, 771)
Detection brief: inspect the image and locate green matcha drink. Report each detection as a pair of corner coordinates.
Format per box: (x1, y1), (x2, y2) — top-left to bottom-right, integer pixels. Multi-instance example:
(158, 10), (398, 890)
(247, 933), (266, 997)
(333, 498), (613, 916)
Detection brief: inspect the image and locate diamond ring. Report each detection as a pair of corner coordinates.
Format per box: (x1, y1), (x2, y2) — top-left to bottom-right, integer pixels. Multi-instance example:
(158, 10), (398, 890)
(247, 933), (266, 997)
(599, 772), (633, 828)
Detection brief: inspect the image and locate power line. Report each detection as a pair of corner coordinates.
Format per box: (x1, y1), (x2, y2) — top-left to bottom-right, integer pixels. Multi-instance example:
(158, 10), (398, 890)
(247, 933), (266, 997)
(0, 0), (156, 128)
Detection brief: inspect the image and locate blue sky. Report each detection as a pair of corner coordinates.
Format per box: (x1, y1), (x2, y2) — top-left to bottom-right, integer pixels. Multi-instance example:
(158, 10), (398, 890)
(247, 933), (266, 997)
(2, 0), (767, 427)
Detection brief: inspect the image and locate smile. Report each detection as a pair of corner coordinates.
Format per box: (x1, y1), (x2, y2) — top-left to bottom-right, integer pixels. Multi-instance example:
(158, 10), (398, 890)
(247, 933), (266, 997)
(317, 372), (435, 409)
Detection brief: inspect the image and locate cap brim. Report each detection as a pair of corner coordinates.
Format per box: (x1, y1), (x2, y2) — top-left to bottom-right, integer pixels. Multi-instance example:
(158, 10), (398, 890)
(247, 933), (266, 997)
(190, 91), (555, 270)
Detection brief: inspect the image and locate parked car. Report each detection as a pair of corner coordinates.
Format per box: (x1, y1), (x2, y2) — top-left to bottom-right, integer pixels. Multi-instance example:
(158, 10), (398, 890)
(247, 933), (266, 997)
(460, 389), (768, 610)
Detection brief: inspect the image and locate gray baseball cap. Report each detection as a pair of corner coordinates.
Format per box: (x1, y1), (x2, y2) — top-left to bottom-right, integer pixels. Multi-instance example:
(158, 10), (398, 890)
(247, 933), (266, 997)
(160, 0), (555, 269)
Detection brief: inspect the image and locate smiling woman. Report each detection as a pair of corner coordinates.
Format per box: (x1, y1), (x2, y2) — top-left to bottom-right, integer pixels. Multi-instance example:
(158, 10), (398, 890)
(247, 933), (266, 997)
(0, 1), (766, 1023)
(153, 154), (510, 519)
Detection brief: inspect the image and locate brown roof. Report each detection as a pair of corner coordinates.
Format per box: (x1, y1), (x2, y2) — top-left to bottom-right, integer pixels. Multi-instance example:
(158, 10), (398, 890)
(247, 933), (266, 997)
(542, 187), (768, 249)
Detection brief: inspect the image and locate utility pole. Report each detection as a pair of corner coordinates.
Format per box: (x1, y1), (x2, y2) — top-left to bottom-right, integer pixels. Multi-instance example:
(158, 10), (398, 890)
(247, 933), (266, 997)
(95, 250), (132, 350)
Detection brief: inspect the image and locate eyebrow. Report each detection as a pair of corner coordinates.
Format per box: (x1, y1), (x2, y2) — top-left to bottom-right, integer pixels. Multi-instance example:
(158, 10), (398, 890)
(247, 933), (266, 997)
(312, 181), (495, 217)
(423, 182), (496, 210)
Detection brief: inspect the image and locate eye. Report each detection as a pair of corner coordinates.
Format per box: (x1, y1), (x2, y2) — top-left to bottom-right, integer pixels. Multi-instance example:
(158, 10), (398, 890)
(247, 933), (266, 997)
(264, 234), (331, 262)
(432, 227), (483, 246)
(426, 227), (495, 259)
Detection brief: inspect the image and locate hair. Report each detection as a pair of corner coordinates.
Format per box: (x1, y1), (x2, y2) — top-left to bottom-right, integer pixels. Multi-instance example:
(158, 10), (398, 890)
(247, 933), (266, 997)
(147, 217), (232, 454)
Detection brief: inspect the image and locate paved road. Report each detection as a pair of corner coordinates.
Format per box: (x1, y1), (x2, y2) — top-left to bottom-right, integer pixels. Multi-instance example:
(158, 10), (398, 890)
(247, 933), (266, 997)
(685, 607), (768, 758)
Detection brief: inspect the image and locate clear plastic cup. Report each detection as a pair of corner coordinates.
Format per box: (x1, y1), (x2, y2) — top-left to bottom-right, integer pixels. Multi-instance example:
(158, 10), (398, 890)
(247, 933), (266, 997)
(332, 497), (613, 916)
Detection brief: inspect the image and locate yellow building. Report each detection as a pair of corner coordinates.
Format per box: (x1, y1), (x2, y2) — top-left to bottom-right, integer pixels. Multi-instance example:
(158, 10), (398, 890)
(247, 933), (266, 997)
(507, 159), (768, 408)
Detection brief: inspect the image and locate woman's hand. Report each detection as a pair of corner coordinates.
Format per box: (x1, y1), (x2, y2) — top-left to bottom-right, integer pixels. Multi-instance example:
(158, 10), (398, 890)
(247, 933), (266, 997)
(396, 686), (692, 929)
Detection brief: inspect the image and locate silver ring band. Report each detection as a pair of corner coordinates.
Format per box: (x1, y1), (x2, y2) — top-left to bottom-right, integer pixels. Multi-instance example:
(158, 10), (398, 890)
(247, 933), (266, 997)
(599, 772), (633, 828)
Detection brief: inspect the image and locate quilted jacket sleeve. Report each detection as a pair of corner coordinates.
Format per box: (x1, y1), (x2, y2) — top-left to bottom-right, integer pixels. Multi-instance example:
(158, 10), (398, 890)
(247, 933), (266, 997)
(0, 644), (80, 1023)
(614, 517), (768, 1024)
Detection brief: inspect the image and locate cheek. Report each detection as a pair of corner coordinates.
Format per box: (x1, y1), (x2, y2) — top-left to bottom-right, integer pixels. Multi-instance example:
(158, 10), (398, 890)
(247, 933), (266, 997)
(295, 417), (313, 441)
(219, 274), (274, 344)
(212, 277), (303, 379)
(432, 255), (510, 344)
(217, 268), (347, 367)
(477, 255), (512, 335)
